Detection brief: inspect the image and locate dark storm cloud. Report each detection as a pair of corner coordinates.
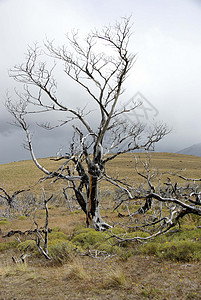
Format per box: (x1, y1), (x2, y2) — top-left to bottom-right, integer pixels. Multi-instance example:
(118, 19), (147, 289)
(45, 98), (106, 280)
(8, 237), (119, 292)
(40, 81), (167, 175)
(0, 0), (201, 163)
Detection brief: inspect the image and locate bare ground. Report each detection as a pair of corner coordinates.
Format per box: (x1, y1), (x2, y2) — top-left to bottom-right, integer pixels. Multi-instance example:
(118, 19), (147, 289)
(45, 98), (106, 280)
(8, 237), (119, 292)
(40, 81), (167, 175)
(0, 249), (200, 300)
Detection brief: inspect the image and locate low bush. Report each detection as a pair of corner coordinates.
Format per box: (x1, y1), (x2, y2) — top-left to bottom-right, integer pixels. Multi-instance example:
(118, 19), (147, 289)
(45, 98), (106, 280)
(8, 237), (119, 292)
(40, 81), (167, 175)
(51, 226), (61, 232)
(49, 241), (83, 265)
(71, 228), (106, 248)
(48, 231), (68, 241)
(141, 239), (201, 262)
(18, 215), (27, 220)
(0, 219), (9, 225)
(71, 228), (120, 254)
(0, 241), (19, 252)
(17, 240), (37, 253)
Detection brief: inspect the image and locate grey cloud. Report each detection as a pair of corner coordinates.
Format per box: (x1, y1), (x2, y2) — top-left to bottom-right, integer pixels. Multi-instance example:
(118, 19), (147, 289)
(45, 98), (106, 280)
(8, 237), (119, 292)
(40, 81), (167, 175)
(1, 0), (201, 163)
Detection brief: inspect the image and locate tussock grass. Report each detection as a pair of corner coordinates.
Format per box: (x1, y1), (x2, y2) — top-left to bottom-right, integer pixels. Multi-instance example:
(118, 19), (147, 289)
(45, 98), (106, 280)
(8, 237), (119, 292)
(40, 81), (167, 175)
(0, 153), (201, 299)
(0, 262), (35, 278)
(62, 258), (88, 281)
(104, 268), (127, 288)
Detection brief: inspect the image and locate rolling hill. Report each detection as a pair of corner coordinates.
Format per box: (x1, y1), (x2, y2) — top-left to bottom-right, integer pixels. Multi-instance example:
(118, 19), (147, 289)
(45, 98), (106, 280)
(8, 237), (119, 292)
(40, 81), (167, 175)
(1, 152), (201, 194)
(177, 142), (201, 157)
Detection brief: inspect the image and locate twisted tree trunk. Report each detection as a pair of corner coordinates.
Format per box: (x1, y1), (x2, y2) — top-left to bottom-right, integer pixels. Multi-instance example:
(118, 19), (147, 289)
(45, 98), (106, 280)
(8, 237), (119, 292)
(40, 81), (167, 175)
(86, 174), (110, 231)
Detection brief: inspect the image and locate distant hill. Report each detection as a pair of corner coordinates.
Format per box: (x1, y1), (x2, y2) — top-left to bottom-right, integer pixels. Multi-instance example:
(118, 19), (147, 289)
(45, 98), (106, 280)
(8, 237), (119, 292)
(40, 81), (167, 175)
(177, 143), (201, 157)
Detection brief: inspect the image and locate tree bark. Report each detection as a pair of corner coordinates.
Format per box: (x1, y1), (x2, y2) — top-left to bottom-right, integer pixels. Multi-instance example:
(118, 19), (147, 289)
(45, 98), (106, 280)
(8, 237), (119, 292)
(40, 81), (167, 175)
(86, 174), (110, 231)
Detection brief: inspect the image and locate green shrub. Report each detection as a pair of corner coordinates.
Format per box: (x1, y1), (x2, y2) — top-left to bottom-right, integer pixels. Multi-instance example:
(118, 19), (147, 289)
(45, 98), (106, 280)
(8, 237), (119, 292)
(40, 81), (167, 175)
(51, 226), (61, 232)
(159, 240), (201, 261)
(98, 243), (120, 254)
(18, 215), (27, 220)
(71, 228), (106, 248)
(17, 240), (37, 253)
(71, 228), (118, 254)
(125, 231), (150, 239)
(141, 239), (201, 262)
(107, 230), (150, 248)
(0, 241), (19, 252)
(135, 231), (150, 238)
(119, 250), (132, 261)
(0, 219), (9, 225)
(165, 228), (201, 242)
(141, 241), (159, 256)
(48, 231), (68, 241)
(180, 214), (201, 228)
(49, 241), (82, 265)
(109, 227), (126, 235)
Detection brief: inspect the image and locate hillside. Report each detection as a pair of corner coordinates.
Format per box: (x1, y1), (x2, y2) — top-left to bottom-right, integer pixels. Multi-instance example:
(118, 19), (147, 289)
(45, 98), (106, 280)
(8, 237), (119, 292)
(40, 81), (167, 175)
(1, 152), (201, 193)
(177, 142), (201, 157)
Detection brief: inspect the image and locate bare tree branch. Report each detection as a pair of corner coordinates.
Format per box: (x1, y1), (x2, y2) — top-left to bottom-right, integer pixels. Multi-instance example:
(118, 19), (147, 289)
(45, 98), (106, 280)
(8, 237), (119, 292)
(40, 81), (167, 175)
(5, 17), (168, 231)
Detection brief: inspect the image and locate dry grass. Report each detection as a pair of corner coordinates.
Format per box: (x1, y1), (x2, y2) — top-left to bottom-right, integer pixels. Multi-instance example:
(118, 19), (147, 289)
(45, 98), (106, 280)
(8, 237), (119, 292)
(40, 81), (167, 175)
(62, 257), (88, 281)
(0, 252), (200, 299)
(0, 261), (35, 278)
(0, 158), (65, 194)
(106, 152), (201, 185)
(1, 214), (200, 299)
(0, 224), (201, 299)
(1, 152), (201, 194)
(0, 153), (201, 299)
(104, 268), (127, 288)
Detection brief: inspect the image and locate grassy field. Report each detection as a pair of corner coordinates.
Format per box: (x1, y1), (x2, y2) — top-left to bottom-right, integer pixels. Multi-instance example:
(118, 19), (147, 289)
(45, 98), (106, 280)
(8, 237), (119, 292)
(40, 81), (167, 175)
(0, 152), (201, 299)
(1, 152), (201, 193)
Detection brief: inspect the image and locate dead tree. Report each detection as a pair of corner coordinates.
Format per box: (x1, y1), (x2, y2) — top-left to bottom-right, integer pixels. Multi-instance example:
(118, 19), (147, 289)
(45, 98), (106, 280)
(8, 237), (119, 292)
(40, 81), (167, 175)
(3, 190), (52, 260)
(107, 154), (201, 244)
(6, 17), (168, 231)
(0, 188), (27, 208)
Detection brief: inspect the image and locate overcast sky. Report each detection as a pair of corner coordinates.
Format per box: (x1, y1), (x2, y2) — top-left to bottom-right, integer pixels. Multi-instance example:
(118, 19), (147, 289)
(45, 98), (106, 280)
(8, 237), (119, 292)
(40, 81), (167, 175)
(0, 0), (201, 164)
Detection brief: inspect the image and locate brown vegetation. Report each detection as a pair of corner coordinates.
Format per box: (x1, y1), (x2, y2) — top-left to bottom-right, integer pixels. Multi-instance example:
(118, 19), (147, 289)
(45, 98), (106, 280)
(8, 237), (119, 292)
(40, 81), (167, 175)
(0, 211), (201, 299)
(0, 153), (201, 299)
(2, 152), (201, 193)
